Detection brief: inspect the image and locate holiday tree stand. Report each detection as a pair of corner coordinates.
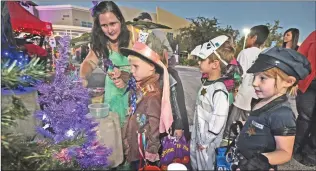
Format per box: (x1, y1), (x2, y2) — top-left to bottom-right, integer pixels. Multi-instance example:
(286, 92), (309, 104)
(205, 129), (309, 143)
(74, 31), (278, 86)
(2, 87), (40, 139)
(1, 56), (48, 139)
(93, 112), (124, 168)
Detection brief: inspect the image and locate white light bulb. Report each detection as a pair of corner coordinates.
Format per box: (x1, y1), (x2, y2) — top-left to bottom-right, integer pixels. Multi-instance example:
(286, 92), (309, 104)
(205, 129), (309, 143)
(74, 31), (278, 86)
(66, 129), (75, 137)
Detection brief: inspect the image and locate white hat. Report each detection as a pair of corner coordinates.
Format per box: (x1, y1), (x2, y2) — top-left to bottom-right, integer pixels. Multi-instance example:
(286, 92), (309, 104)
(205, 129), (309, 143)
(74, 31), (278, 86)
(190, 44), (202, 57)
(198, 35), (229, 65)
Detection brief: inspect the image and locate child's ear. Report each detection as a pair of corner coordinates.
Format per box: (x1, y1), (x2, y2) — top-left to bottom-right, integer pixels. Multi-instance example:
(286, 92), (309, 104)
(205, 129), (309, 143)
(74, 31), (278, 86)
(212, 60), (220, 69)
(149, 63), (155, 72)
(252, 35), (258, 43)
(286, 76), (297, 87)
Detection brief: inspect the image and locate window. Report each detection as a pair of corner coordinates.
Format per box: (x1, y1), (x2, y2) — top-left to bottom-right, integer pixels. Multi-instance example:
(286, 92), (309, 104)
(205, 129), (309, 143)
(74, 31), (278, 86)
(63, 15), (70, 17)
(72, 33), (79, 36)
(81, 21), (87, 27)
(87, 22), (93, 28)
(167, 32), (174, 39)
(66, 30), (71, 36)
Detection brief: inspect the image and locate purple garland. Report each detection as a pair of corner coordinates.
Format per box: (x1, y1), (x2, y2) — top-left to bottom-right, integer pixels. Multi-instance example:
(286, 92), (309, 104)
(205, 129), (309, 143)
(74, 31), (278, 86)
(124, 76), (137, 115)
(103, 58), (118, 72)
(34, 36), (112, 169)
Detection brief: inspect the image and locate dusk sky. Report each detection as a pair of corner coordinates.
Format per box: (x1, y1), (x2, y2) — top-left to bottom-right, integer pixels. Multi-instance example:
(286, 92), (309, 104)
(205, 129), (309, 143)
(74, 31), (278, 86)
(35, 1), (316, 42)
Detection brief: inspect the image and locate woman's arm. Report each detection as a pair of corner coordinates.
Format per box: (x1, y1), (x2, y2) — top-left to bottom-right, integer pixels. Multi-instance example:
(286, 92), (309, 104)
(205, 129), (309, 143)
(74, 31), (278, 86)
(79, 50), (99, 87)
(262, 136), (295, 165)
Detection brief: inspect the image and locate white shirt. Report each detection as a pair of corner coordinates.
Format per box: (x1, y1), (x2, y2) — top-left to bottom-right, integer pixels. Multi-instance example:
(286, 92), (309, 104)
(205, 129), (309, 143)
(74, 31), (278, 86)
(234, 47), (262, 111)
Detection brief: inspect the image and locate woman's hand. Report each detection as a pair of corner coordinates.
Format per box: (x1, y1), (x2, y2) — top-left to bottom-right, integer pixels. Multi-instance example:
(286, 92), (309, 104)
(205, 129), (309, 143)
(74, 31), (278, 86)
(108, 68), (126, 88)
(113, 78), (126, 89)
(108, 67), (122, 79)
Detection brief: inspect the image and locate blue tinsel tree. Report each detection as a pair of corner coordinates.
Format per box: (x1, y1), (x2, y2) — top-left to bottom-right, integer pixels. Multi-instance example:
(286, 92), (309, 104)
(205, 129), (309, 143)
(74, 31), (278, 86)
(34, 36), (112, 169)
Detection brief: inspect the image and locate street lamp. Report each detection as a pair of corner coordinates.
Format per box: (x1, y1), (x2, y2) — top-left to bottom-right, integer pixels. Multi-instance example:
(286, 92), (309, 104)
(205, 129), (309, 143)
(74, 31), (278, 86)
(242, 28), (250, 49)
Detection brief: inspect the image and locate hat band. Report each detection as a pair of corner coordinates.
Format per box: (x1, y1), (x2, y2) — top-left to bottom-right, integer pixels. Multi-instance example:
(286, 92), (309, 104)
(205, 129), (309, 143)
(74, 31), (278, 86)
(214, 51), (228, 66)
(133, 42), (160, 63)
(260, 56), (300, 79)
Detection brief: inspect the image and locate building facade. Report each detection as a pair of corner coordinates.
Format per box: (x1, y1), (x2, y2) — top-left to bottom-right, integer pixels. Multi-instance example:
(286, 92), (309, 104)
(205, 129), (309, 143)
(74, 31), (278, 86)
(35, 5), (93, 39)
(35, 4), (191, 39)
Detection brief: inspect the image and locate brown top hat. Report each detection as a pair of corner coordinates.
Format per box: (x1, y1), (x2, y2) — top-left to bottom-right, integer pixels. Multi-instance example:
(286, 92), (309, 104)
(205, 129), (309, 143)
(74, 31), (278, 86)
(120, 42), (164, 74)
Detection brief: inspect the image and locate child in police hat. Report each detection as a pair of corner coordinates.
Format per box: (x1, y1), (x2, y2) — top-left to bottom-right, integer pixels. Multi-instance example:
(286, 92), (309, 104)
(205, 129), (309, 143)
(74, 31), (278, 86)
(232, 46), (311, 170)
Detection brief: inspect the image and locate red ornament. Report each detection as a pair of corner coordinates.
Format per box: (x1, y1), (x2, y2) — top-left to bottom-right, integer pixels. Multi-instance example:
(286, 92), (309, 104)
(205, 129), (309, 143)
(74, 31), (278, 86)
(172, 158), (181, 163)
(160, 165), (168, 171)
(139, 165), (161, 171)
(182, 156), (190, 164)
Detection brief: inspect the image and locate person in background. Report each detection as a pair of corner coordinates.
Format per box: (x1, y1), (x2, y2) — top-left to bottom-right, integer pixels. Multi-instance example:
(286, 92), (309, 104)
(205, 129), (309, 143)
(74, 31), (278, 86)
(282, 28), (301, 118)
(133, 12), (190, 141)
(224, 25), (270, 138)
(80, 45), (88, 63)
(282, 28), (300, 51)
(294, 30), (316, 166)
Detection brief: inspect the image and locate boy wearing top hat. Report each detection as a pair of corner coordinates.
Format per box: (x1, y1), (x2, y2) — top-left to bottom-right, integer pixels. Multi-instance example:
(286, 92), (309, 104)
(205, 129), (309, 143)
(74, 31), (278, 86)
(233, 46), (311, 170)
(120, 33), (173, 170)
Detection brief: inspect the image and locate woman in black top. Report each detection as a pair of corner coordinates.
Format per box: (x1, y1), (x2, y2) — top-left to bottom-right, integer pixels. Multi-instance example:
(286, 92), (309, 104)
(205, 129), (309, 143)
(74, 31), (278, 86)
(282, 28), (300, 51)
(232, 47), (311, 170)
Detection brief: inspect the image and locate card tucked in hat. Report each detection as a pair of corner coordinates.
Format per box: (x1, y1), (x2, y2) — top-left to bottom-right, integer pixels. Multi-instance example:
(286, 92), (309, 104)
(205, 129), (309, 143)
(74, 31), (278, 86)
(120, 33), (168, 74)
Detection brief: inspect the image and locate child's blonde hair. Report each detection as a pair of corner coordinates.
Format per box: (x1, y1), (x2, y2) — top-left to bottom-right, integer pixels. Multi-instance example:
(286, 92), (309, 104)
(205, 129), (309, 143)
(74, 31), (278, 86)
(263, 67), (297, 96)
(207, 41), (235, 73)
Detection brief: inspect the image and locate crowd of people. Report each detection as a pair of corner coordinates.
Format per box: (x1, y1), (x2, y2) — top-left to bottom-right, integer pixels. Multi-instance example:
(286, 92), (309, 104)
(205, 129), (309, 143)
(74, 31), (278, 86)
(78, 1), (315, 170)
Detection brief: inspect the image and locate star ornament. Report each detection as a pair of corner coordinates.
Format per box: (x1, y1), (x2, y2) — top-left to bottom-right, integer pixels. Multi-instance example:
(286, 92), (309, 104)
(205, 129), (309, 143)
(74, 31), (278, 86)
(200, 88), (207, 96)
(246, 127), (256, 136)
(66, 129), (75, 137)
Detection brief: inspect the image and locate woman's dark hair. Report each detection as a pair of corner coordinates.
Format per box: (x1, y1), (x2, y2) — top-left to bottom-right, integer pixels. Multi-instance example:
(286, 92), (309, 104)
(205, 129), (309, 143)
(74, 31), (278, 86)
(282, 28), (300, 50)
(91, 1), (130, 59)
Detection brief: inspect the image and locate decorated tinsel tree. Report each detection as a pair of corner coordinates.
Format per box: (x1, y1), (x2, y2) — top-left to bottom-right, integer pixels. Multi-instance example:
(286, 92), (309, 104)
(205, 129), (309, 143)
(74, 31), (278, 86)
(31, 36), (112, 169)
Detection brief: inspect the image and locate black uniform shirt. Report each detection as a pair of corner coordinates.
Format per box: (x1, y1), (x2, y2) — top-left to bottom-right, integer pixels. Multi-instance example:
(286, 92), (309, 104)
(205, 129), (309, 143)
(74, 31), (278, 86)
(236, 94), (296, 159)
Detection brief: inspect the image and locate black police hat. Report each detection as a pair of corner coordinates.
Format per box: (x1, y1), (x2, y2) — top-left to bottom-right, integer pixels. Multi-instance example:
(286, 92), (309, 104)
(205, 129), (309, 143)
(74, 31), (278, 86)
(133, 12), (152, 21)
(247, 46), (311, 80)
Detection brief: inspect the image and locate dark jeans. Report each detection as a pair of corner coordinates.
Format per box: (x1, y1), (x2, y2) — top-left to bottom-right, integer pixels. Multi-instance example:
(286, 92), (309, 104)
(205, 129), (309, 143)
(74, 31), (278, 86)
(131, 160), (143, 171)
(295, 80), (316, 160)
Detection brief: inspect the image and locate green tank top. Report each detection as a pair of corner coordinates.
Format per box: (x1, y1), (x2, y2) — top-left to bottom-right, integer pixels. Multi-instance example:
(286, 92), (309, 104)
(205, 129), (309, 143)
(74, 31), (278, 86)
(104, 51), (130, 126)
